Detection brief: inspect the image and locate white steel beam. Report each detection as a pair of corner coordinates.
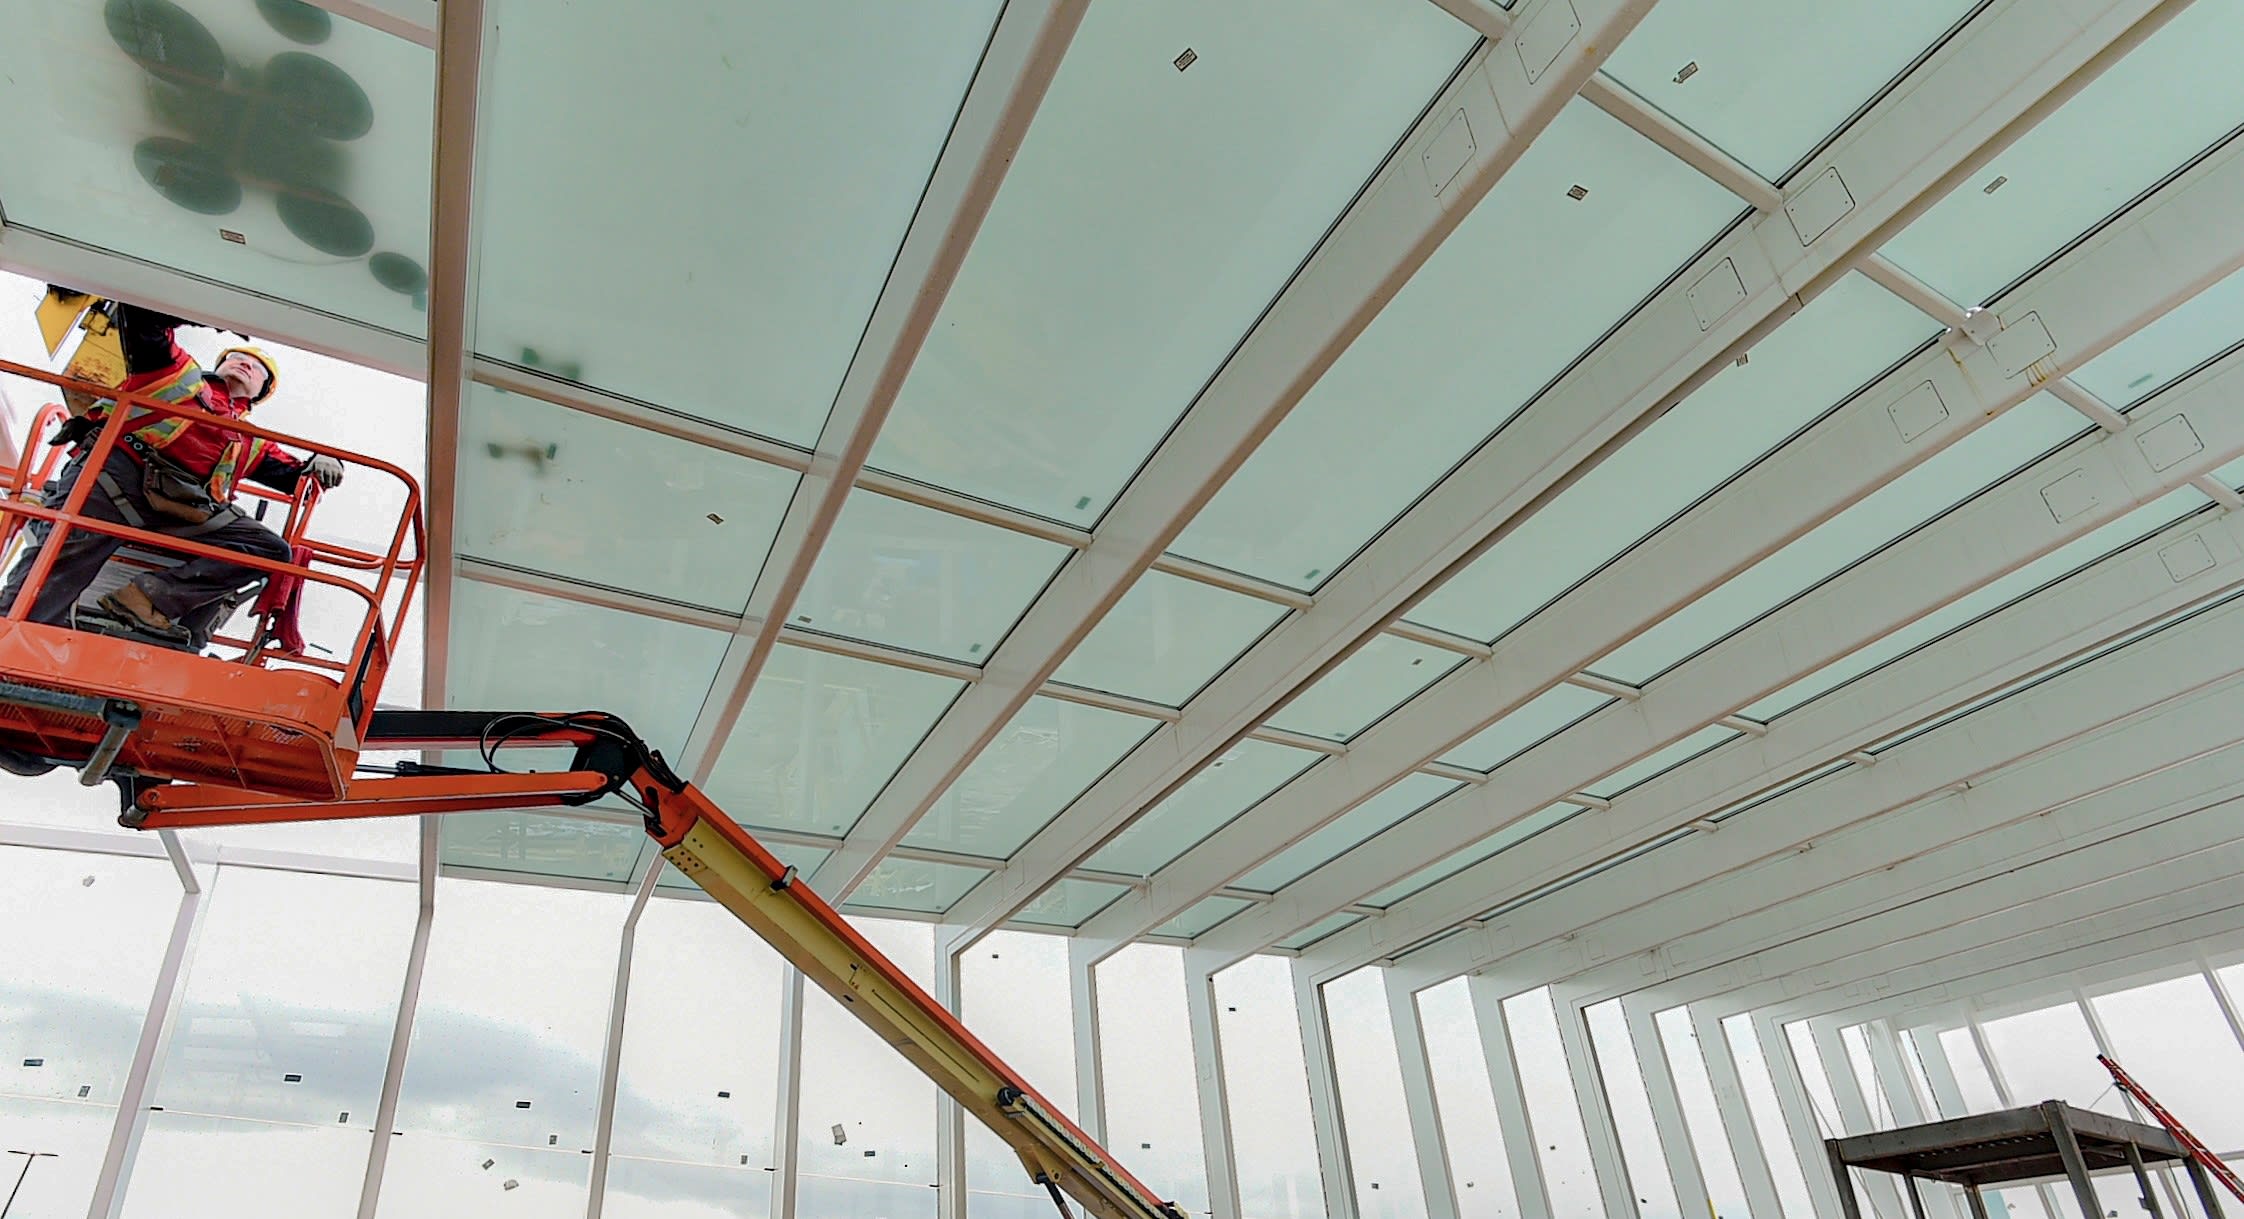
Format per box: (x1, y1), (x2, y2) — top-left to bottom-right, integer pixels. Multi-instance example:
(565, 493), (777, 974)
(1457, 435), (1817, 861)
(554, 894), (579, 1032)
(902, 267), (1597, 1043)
(1618, 997), (1713, 1219)
(88, 878), (205, 1219)
(825, 0), (1671, 903)
(675, 0), (1091, 782)
(0, 225), (424, 379)
(1295, 957), (1359, 1219)
(1183, 957), (1244, 1219)
(583, 859), (662, 1219)
(768, 968), (806, 1219)
(1068, 938), (1108, 1145)
(934, 946), (966, 1219)
(1631, 745), (2244, 1017)
(1260, 147), (2244, 978)
(1808, 1016), (1911, 1218)
(1384, 969), (1463, 1219)
(1685, 1002), (1789, 1219)
(1465, 976), (1556, 1219)
(354, 820), (437, 1219)
(1412, 608), (2244, 995)
(1551, 986), (1637, 1219)
(1074, 0), (2193, 953)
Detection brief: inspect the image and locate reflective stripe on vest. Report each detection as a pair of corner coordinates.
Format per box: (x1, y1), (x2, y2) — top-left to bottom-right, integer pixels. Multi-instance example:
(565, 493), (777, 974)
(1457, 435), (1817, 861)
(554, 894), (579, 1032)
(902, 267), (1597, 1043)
(99, 361), (263, 497)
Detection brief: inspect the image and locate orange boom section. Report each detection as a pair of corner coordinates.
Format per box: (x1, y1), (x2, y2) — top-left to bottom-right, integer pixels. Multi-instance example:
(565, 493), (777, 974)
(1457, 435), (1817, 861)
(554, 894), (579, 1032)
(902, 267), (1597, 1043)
(0, 358), (424, 797)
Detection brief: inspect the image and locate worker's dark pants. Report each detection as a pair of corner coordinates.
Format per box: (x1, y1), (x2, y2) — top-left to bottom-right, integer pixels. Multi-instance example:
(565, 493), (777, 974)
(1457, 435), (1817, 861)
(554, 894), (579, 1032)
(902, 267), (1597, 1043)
(0, 448), (290, 626)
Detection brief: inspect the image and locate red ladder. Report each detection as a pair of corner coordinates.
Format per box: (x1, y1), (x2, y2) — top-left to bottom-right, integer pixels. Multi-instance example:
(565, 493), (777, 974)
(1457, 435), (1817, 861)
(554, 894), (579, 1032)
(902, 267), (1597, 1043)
(2100, 1053), (2244, 1203)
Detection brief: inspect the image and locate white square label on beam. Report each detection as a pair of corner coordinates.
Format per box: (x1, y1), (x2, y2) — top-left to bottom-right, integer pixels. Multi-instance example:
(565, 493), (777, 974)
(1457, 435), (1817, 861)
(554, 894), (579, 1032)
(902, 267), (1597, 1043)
(1886, 381), (1948, 444)
(1687, 258), (1748, 331)
(1986, 312), (2058, 379)
(2135, 413), (2204, 472)
(1784, 166), (1855, 245)
(2159, 533), (2217, 582)
(1421, 109), (1476, 197)
(1513, 0), (1581, 84)
(2040, 468), (2099, 523)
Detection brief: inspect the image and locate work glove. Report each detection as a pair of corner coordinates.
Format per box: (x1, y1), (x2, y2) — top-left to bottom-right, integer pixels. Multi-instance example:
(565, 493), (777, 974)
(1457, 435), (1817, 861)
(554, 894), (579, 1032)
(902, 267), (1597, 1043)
(306, 455), (346, 489)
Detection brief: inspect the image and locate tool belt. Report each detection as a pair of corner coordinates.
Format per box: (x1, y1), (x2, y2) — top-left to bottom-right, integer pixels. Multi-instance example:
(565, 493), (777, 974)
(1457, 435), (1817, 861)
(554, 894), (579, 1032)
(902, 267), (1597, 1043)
(79, 436), (239, 534)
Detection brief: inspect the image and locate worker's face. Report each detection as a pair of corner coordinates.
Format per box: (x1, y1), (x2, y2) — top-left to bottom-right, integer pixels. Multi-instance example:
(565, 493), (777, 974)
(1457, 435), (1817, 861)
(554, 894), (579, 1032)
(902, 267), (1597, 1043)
(216, 353), (269, 403)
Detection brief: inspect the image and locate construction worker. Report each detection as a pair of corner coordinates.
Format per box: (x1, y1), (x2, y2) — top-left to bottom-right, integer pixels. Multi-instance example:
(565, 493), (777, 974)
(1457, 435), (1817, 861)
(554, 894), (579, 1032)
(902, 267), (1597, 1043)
(0, 289), (345, 638)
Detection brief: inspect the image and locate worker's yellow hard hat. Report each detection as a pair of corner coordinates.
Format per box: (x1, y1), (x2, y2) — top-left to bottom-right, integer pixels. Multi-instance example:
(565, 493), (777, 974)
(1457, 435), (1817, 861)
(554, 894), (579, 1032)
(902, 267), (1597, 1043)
(216, 345), (279, 405)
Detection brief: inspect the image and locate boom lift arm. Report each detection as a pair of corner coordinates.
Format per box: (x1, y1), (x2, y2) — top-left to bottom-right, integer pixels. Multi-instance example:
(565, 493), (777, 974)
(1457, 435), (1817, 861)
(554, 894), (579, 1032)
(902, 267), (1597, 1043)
(126, 709), (1185, 1219)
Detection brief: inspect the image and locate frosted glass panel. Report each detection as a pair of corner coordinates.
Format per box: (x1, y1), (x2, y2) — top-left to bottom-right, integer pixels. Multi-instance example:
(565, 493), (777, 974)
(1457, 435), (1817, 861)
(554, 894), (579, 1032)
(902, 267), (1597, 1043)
(903, 696), (1158, 858)
(1440, 684), (1613, 771)
(1175, 101), (1743, 587)
(1266, 635), (1466, 741)
(1587, 726), (1740, 799)
(846, 856), (989, 914)
(1278, 913), (1364, 952)
(471, 0), (1001, 444)
(1883, 2), (2244, 306)
(1592, 394), (2086, 681)
(1602, 0), (1977, 178)
(1053, 570), (1287, 705)
(704, 644), (964, 836)
(1235, 773), (1462, 892)
(0, 0), (434, 333)
(1415, 273), (1938, 642)
(871, 0), (1475, 524)
(2073, 262), (2244, 406)
(455, 382), (796, 611)
(1325, 969), (1431, 1219)
(1217, 957), (1328, 1219)
(1160, 895), (1252, 939)
(1012, 877), (1129, 929)
(125, 1117), (370, 1219)
(794, 489), (1069, 662)
(1086, 739), (1320, 875)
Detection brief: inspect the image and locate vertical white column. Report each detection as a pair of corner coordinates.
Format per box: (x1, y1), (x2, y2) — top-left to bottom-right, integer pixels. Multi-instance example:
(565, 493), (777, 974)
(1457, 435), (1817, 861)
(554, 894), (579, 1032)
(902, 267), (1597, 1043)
(1187, 952), (1244, 1219)
(1467, 976), (1553, 1219)
(1751, 1011), (1849, 1219)
(355, 818), (438, 1219)
(1551, 986), (1636, 1219)
(1862, 1020), (1963, 1219)
(1623, 997), (1712, 1219)
(1965, 1005), (2065, 1219)
(1383, 969), (1461, 1219)
(87, 867), (207, 1219)
(1069, 936), (1108, 1145)
(585, 861), (663, 1219)
(935, 941), (967, 1219)
(1688, 1005), (1785, 1219)
(769, 968), (806, 1219)
(1292, 957), (1358, 1219)
(1807, 1016), (1906, 1219)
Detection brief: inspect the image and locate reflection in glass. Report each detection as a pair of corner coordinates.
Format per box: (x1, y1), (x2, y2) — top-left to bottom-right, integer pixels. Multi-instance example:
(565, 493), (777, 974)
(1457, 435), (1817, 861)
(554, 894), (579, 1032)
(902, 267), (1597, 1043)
(871, 0), (1475, 525)
(1419, 980), (1521, 1219)
(1217, 958), (1327, 1219)
(1096, 945), (1211, 1213)
(903, 696), (1159, 859)
(1176, 100), (1742, 588)
(795, 490), (1069, 662)
(706, 644), (964, 836)
(1324, 969), (1430, 1219)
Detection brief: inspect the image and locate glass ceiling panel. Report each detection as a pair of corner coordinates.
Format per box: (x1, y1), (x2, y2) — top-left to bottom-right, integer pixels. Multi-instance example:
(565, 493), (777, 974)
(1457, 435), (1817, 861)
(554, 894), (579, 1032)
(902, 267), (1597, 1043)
(1159, 896), (1253, 941)
(1265, 634), (1466, 742)
(1601, 0), (1976, 180)
(469, 0), (1000, 444)
(454, 382), (796, 612)
(1173, 99), (1744, 589)
(2072, 261), (2244, 408)
(1361, 803), (1580, 907)
(1440, 683), (1613, 771)
(845, 857), (989, 916)
(1413, 273), (1938, 642)
(1050, 570), (1287, 706)
(446, 581), (727, 753)
(444, 810), (645, 885)
(1746, 486), (2213, 718)
(901, 696), (1160, 859)
(1085, 739), (1320, 876)
(869, 1), (1475, 526)
(1233, 773), (1461, 893)
(1276, 912), (1362, 953)
(793, 489), (1069, 662)
(704, 643), (965, 837)
(1011, 877), (1129, 929)
(0, 0), (434, 334)
(1882, 1), (2244, 306)
(1583, 725), (1740, 799)
(1590, 393), (2086, 682)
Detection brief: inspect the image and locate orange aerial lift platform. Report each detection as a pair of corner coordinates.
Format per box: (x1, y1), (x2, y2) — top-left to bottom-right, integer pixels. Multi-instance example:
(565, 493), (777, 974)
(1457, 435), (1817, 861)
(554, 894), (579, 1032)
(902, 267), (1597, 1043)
(0, 350), (1184, 1219)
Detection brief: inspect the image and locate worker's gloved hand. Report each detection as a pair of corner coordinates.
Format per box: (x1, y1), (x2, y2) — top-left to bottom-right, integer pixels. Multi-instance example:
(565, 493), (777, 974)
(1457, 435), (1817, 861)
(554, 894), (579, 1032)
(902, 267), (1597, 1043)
(305, 455), (346, 489)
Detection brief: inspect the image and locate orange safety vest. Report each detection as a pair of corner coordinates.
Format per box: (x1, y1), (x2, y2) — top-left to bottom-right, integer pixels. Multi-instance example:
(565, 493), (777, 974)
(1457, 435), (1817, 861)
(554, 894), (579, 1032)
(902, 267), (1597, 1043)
(97, 360), (272, 499)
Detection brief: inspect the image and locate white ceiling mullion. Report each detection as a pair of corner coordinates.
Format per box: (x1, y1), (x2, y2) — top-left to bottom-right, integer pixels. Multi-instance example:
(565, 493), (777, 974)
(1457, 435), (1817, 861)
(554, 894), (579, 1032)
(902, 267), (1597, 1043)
(670, 0), (1092, 779)
(975, 0), (2185, 949)
(1399, 596), (2244, 987)
(1309, 495), (2244, 982)
(811, 0), (1665, 899)
(1122, 64), (2244, 965)
(297, 0), (436, 49)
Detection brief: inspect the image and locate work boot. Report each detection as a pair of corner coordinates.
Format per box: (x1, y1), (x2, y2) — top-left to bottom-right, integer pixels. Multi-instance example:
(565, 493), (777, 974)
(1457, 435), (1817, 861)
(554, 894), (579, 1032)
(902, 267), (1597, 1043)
(97, 582), (193, 645)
